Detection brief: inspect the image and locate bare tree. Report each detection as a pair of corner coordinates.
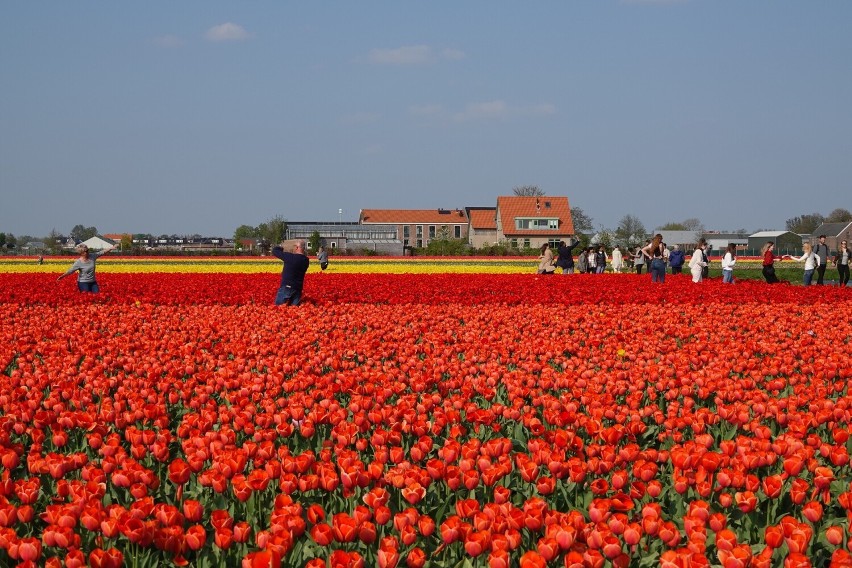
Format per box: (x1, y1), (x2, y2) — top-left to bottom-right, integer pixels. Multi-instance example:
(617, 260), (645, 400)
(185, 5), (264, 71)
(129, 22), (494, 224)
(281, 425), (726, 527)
(615, 215), (647, 249)
(786, 213), (824, 234)
(512, 185), (546, 197)
(826, 208), (852, 223)
(570, 207), (593, 234)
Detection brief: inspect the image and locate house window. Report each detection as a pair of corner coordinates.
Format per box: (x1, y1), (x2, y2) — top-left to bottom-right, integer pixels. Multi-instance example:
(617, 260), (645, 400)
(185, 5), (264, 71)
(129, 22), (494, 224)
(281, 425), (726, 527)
(429, 226), (436, 238)
(330, 242), (337, 249)
(515, 218), (559, 230)
(403, 226), (410, 238)
(523, 239), (531, 249)
(416, 239), (422, 248)
(510, 239), (518, 248)
(454, 226), (461, 238)
(416, 225), (423, 237)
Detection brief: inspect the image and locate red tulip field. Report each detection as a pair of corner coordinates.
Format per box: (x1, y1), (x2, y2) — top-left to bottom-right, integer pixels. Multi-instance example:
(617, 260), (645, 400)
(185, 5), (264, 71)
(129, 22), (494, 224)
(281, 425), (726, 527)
(1, 271), (851, 567)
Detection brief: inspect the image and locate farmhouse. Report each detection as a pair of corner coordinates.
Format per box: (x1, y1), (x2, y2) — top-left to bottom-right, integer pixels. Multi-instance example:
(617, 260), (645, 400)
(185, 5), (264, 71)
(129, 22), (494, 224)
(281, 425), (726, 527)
(495, 196), (574, 250)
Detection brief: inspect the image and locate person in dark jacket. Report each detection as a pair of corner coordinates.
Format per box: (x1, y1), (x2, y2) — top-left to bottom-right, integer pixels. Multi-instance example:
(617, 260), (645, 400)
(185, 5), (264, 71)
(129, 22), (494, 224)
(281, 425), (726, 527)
(669, 245), (685, 274)
(555, 238), (581, 274)
(272, 240), (310, 306)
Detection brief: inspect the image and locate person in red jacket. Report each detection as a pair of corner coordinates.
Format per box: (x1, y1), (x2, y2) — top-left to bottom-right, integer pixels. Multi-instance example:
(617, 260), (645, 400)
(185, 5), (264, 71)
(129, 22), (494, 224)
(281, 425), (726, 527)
(761, 242), (780, 284)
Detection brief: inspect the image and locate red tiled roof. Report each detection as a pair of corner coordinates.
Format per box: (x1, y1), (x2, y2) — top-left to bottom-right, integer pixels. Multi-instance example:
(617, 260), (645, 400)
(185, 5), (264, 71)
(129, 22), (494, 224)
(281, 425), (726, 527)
(103, 233), (130, 241)
(360, 209), (468, 224)
(496, 196), (574, 236)
(469, 208), (497, 230)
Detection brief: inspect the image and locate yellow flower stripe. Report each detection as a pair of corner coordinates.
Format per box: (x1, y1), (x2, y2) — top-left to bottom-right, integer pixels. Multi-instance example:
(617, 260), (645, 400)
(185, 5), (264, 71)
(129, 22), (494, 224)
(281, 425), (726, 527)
(0, 256), (544, 274)
(0, 257), (773, 274)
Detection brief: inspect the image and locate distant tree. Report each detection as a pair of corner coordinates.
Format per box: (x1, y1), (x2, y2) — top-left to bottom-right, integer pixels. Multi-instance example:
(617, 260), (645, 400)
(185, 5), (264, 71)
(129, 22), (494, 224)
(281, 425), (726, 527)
(512, 185), (546, 197)
(0, 233), (6, 249)
(5, 234), (17, 249)
(657, 222), (687, 231)
(785, 213), (824, 234)
(825, 208), (852, 223)
(657, 218), (704, 233)
(308, 231), (322, 253)
(44, 229), (62, 253)
(120, 234), (133, 251)
(570, 207), (594, 235)
(233, 225), (258, 245)
(70, 225), (98, 241)
(682, 218), (704, 232)
(256, 215), (288, 249)
(615, 215), (647, 249)
(593, 226), (615, 250)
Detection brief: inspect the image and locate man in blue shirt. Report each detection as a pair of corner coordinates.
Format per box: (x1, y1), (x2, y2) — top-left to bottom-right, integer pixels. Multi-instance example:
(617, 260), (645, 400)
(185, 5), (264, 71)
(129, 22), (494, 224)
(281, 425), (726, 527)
(272, 240), (310, 306)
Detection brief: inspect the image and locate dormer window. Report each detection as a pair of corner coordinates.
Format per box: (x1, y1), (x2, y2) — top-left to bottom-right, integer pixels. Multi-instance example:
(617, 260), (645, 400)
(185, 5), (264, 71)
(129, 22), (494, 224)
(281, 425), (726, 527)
(515, 218), (559, 230)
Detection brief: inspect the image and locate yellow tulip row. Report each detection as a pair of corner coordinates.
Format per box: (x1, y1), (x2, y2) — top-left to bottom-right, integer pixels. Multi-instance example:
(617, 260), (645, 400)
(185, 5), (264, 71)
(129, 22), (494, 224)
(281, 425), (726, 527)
(0, 257), (540, 274)
(0, 256), (769, 274)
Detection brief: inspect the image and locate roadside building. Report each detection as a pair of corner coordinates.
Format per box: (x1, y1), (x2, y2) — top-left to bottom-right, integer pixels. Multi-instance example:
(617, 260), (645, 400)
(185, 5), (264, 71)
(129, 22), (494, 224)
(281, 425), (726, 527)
(747, 231), (803, 255)
(495, 196), (574, 250)
(657, 230), (703, 252)
(702, 232), (749, 254)
(810, 222), (852, 251)
(80, 235), (117, 251)
(358, 209), (469, 250)
(286, 221), (402, 255)
(466, 207), (498, 249)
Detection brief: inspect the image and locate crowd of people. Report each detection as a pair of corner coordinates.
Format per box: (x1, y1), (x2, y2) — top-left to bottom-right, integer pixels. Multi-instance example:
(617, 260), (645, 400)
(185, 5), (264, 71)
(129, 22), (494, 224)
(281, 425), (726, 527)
(538, 235), (850, 287)
(52, 235), (849, 303)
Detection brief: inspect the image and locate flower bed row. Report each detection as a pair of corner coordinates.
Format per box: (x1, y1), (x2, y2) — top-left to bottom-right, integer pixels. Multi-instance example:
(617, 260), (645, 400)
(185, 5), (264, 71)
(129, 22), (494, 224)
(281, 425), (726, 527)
(0, 256), (772, 275)
(0, 274), (850, 567)
(2, 273), (848, 307)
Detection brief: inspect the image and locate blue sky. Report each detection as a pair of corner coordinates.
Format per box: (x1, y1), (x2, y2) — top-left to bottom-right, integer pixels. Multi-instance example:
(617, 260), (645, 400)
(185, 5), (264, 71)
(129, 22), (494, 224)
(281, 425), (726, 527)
(2, 1), (850, 238)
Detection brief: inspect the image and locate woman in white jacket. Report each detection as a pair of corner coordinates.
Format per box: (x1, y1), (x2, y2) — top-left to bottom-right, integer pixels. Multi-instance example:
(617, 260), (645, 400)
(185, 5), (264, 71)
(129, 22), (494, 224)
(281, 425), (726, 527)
(785, 243), (820, 286)
(721, 244), (737, 284)
(689, 239), (708, 283)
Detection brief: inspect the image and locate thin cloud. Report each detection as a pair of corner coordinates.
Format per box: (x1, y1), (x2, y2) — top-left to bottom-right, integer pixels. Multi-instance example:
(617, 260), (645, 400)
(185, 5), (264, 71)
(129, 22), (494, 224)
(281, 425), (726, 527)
(523, 103), (557, 117)
(409, 104), (445, 117)
(368, 45), (466, 65)
(152, 35), (185, 48)
(453, 101), (509, 121)
(205, 23), (252, 42)
(453, 101), (557, 122)
(441, 48), (466, 61)
(369, 45), (433, 65)
(341, 112), (381, 126)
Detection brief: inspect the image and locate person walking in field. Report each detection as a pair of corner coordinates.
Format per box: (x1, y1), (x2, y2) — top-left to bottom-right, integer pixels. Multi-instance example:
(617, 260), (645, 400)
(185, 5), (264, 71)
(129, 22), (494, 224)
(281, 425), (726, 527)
(761, 242), (781, 284)
(785, 242), (820, 286)
(668, 245), (685, 274)
(813, 234), (830, 285)
(556, 238), (581, 274)
(317, 246), (329, 272)
(537, 243), (556, 274)
(642, 234), (666, 283)
(57, 243), (116, 293)
(633, 244), (646, 274)
(833, 240), (850, 287)
(595, 246), (608, 274)
(610, 246), (623, 273)
(721, 244), (737, 284)
(689, 239), (708, 283)
(273, 240), (310, 305)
